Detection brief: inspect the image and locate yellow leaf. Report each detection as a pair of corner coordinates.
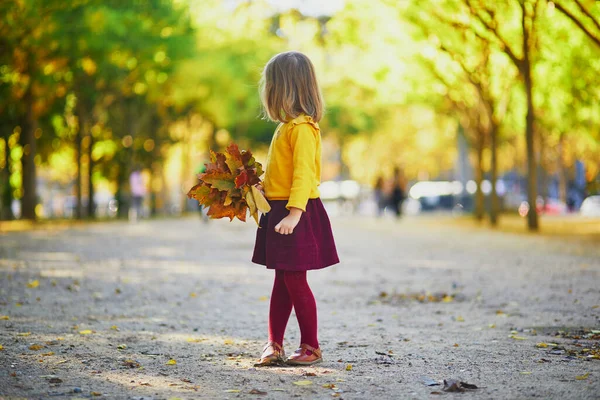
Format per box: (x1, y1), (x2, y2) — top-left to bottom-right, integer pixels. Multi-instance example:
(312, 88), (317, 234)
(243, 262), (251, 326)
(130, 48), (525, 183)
(29, 344), (44, 350)
(15, 303), (22, 307)
(0, 315), (9, 320)
(536, 342), (548, 348)
(56, 337), (65, 341)
(488, 324), (496, 329)
(251, 186), (271, 213)
(79, 330), (93, 335)
(117, 344), (127, 349)
(456, 316), (465, 322)
(442, 295), (453, 303)
(166, 359), (177, 365)
(293, 380), (313, 386)
(224, 389), (240, 393)
(27, 280), (39, 288)
(346, 364), (353, 371)
(17, 332), (31, 336)
(509, 335), (527, 340)
(223, 339), (234, 345)
(322, 383), (337, 389)
(0, 345), (4, 350)
(453, 343), (459, 347)
(496, 310), (505, 315)
(575, 373), (589, 380)
(91, 392), (102, 396)
(186, 338), (205, 343)
(42, 352), (54, 356)
(110, 325), (119, 331)
(520, 371), (532, 375)
(258, 296), (268, 301)
(189, 292), (197, 298)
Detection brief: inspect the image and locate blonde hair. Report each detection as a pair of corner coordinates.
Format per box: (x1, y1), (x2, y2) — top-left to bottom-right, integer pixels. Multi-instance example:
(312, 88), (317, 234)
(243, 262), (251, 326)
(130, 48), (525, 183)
(260, 51), (324, 123)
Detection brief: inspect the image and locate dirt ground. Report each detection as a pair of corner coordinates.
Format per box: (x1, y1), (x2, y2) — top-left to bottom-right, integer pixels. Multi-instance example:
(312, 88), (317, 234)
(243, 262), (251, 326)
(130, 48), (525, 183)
(0, 215), (599, 399)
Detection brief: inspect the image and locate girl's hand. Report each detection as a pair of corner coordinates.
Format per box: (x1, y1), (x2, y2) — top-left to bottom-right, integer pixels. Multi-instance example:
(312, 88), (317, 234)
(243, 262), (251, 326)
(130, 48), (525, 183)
(254, 183), (264, 195)
(274, 207), (303, 235)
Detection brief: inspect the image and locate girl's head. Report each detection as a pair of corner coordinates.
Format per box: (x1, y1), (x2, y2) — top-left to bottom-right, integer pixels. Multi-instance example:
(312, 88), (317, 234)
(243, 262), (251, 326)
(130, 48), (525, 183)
(260, 51), (323, 123)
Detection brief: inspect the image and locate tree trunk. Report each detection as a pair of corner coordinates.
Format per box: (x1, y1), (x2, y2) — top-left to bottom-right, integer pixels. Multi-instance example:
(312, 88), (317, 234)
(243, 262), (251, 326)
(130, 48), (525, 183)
(1, 135), (15, 220)
(75, 117), (83, 220)
(20, 84), (37, 220)
(489, 125), (499, 226)
(474, 135), (484, 221)
(87, 133), (95, 219)
(522, 1), (539, 231)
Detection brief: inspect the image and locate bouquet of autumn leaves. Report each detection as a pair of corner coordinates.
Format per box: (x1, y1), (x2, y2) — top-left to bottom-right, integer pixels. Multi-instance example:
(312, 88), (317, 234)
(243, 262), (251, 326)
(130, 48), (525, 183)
(187, 143), (271, 224)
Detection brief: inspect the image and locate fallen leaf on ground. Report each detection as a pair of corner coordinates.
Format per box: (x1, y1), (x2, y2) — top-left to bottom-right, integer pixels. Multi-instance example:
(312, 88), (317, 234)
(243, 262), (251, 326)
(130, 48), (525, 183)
(189, 292), (197, 298)
(536, 342), (548, 348)
(323, 384), (337, 389)
(453, 343), (459, 347)
(455, 316), (465, 322)
(140, 383), (152, 386)
(0, 315), (9, 320)
(29, 344), (44, 351)
(186, 338), (205, 343)
(576, 373), (589, 380)
(122, 359), (140, 368)
(110, 325), (119, 331)
(346, 364), (352, 371)
(303, 372), (317, 377)
(521, 371), (532, 375)
(258, 296), (268, 301)
(27, 280), (39, 288)
(166, 359), (177, 365)
(488, 323), (496, 328)
(91, 391), (102, 396)
(117, 344), (127, 349)
(79, 330), (93, 335)
(249, 388), (267, 395)
(509, 335), (526, 340)
(17, 332), (31, 336)
(48, 377), (63, 384)
(42, 352), (54, 356)
(443, 379), (478, 392)
(293, 380), (313, 386)
(224, 339), (234, 345)
(224, 389), (241, 393)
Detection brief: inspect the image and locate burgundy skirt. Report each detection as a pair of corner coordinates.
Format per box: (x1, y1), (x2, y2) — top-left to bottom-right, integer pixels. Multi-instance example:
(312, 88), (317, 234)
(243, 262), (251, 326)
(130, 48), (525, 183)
(252, 198), (339, 271)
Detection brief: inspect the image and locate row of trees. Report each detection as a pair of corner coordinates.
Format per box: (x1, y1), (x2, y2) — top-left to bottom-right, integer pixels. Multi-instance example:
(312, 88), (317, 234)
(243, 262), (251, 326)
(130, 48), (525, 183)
(1, 0), (599, 232)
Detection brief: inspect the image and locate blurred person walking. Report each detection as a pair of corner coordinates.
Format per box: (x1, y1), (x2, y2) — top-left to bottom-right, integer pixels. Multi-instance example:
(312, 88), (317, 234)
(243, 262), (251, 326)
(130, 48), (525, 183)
(129, 167), (146, 222)
(374, 175), (386, 217)
(390, 167), (406, 219)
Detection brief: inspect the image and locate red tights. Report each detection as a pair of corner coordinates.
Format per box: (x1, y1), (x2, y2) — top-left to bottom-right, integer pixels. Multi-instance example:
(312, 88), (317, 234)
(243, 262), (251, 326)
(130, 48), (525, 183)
(268, 270), (318, 349)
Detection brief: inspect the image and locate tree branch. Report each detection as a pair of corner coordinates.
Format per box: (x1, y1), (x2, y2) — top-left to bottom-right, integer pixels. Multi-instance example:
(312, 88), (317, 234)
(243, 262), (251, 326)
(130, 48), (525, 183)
(574, 0), (600, 33)
(462, 0), (524, 70)
(554, 1), (600, 48)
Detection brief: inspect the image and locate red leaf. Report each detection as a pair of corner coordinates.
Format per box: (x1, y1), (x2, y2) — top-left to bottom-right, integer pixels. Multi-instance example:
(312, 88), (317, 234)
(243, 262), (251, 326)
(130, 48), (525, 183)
(235, 170), (248, 188)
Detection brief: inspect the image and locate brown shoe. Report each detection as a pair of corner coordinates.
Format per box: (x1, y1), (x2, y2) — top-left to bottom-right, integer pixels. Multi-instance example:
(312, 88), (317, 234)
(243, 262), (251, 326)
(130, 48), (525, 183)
(286, 343), (322, 366)
(254, 342), (285, 366)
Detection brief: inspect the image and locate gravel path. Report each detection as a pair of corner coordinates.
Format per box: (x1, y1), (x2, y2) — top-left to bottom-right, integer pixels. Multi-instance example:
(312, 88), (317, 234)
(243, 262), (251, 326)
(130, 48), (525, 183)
(0, 215), (599, 399)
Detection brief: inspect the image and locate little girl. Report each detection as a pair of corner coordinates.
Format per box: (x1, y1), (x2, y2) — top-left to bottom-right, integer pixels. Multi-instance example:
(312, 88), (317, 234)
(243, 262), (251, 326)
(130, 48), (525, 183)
(252, 51), (339, 366)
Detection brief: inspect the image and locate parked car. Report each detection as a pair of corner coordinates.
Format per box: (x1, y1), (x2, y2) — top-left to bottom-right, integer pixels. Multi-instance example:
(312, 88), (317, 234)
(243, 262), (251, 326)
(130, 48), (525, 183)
(580, 195), (600, 217)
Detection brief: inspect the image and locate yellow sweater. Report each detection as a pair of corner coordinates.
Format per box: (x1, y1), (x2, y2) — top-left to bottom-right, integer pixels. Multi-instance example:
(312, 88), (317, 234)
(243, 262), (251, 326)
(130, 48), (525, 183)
(263, 115), (321, 212)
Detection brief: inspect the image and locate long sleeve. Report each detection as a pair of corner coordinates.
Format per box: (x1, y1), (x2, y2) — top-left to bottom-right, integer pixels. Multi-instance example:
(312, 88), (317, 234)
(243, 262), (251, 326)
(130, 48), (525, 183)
(286, 123), (318, 211)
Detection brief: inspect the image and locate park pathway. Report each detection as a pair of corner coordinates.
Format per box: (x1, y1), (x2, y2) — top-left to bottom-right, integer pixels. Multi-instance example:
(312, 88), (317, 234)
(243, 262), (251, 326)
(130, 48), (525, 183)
(0, 215), (599, 399)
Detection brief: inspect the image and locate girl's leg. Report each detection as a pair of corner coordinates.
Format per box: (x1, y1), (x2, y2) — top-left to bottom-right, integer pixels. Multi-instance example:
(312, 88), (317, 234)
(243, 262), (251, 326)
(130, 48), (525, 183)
(283, 271), (319, 349)
(268, 269), (293, 346)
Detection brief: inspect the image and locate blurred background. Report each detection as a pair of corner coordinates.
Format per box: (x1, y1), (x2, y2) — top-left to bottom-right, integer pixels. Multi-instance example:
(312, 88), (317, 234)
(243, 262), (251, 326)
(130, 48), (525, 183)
(1, 0), (599, 231)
